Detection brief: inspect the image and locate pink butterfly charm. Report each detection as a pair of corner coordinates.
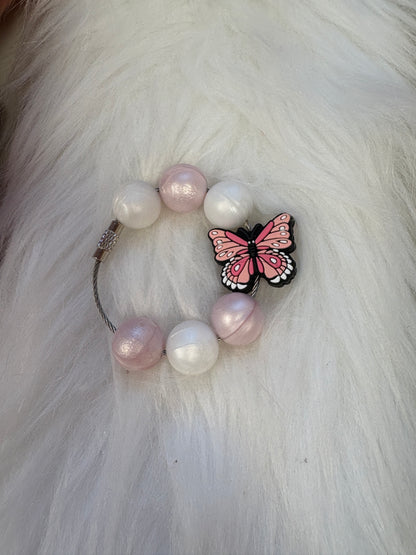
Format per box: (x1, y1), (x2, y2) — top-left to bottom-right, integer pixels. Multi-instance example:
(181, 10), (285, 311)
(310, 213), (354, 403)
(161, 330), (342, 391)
(208, 213), (297, 294)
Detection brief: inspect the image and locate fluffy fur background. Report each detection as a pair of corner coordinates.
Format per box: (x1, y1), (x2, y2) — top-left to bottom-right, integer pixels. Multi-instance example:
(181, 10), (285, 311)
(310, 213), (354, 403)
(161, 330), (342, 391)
(1, 1), (416, 553)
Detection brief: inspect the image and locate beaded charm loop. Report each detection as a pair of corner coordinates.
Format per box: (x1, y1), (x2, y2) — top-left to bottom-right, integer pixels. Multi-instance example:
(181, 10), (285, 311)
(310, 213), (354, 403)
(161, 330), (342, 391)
(93, 164), (297, 375)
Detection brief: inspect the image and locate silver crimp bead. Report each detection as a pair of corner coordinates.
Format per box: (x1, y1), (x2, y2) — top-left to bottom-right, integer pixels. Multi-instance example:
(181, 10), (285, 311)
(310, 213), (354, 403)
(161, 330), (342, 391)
(93, 219), (124, 262)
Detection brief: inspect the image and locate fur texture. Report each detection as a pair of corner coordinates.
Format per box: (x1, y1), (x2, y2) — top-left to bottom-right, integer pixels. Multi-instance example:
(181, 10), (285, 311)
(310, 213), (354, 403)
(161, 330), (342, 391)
(1, 1), (416, 553)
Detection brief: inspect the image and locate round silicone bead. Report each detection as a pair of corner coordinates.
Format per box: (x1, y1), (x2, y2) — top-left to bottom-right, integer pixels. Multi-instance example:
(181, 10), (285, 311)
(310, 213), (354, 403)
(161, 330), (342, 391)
(159, 164), (207, 213)
(166, 320), (219, 375)
(203, 181), (253, 228)
(210, 292), (264, 345)
(113, 181), (161, 229)
(112, 317), (164, 371)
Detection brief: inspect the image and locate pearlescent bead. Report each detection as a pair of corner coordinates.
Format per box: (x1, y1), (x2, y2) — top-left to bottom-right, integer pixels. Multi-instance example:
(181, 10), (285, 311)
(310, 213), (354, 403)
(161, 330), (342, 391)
(166, 320), (219, 375)
(113, 181), (161, 229)
(112, 317), (164, 371)
(210, 292), (264, 345)
(203, 180), (253, 228)
(159, 164), (207, 213)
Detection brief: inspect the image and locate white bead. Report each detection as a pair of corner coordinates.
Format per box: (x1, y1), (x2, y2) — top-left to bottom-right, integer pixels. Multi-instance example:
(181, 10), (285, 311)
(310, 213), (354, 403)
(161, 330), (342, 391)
(166, 320), (219, 375)
(204, 181), (253, 228)
(113, 181), (161, 229)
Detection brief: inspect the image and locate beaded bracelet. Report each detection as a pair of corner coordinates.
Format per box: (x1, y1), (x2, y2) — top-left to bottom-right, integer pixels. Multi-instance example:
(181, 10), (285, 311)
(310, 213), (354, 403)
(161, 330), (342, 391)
(93, 164), (297, 376)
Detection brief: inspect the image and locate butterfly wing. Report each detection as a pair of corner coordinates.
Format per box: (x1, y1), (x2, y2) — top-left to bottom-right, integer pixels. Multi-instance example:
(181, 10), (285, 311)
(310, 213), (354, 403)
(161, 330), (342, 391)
(208, 228), (258, 292)
(256, 250), (296, 287)
(255, 213), (295, 252)
(208, 229), (249, 263)
(221, 255), (257, 292)
(254, 213), (296, 287)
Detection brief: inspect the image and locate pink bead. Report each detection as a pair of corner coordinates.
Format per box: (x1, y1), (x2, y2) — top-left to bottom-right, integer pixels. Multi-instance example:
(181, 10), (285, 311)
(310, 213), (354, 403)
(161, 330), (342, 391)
(111, 317), (164, 371)
(210, 293), (264, 346)
(159, 164), (207, 212)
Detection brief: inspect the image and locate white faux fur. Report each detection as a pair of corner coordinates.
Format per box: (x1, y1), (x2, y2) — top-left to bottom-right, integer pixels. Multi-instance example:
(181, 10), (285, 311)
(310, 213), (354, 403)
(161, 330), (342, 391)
(1, 1), (416, 553)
